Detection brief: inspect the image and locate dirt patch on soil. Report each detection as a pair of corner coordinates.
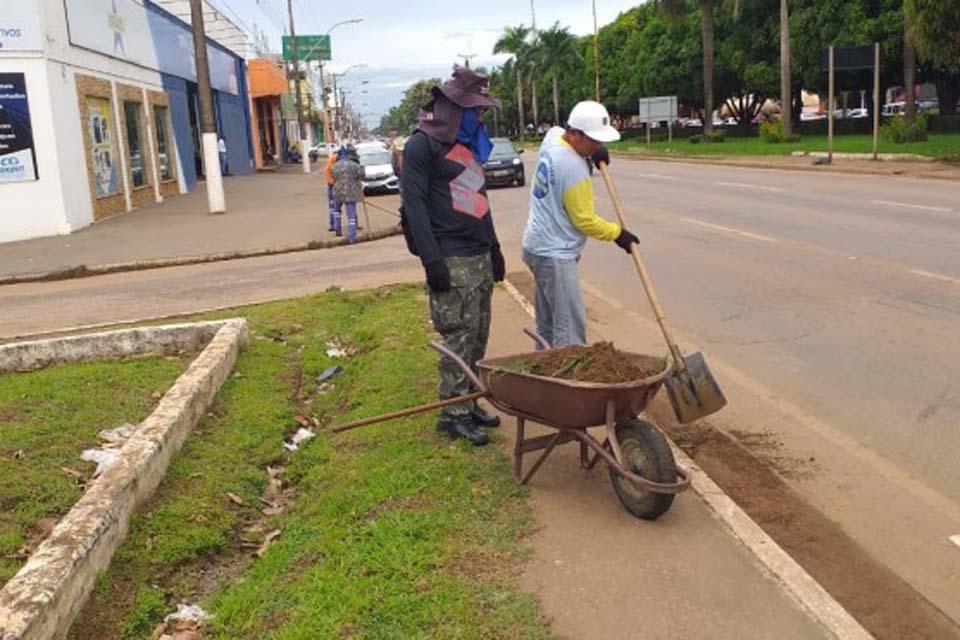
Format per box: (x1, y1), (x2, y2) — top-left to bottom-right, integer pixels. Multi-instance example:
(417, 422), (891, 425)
(511, 342), (664, 383)
(665, 420), (960, 640)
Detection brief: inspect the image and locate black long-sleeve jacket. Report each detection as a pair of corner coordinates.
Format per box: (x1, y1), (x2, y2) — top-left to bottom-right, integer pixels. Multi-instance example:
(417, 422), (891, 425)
(400, 131), (500, 266)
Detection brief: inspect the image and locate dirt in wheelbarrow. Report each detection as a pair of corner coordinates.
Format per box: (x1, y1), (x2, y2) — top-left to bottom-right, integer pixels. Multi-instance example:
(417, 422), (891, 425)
(512, 342), (665, 383)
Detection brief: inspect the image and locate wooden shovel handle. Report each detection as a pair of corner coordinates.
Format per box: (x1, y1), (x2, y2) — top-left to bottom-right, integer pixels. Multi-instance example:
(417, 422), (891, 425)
(597, 162), (685, 369)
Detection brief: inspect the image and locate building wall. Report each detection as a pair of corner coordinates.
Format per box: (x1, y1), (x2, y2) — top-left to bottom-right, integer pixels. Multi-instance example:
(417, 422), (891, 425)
(0, 0), (255, 244)
(0, 57), (72, 242)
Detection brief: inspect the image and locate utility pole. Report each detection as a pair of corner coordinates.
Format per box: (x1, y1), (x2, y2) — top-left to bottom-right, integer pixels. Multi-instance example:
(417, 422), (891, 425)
(779, 0), (792, 139)
(189, 0), (225, 213)
(287, 0), (310, 173)
(592, 0), (600, 101)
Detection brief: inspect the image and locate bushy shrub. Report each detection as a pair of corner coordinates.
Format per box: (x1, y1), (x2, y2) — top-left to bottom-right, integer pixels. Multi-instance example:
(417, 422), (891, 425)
(759, 121), (801, 144)
(689, 130), (726, 144)
(882, 114), (928, 143)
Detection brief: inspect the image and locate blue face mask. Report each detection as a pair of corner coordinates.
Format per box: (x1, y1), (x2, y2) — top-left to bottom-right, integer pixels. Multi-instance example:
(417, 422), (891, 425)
(456, 108), (493, 164)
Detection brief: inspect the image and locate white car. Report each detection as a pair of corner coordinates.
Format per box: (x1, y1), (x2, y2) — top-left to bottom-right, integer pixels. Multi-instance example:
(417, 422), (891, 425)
(356, 142), (399, 194)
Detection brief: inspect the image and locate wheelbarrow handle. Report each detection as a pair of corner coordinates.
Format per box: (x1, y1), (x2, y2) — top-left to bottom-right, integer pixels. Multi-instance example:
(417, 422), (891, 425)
(523, 327), (551, 350)
(429, 341), (487, 392)
(332, 391), (487, 433)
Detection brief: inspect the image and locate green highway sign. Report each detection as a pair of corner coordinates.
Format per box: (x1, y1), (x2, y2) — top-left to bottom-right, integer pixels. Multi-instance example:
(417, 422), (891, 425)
(282, 35), (331, 62)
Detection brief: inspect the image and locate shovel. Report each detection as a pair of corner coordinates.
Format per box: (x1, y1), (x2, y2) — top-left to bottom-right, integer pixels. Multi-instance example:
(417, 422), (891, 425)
(597, 161), (726, 424)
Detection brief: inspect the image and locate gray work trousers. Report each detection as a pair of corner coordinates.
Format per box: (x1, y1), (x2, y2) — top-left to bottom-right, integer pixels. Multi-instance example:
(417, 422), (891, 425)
(522, 249), (587, 348)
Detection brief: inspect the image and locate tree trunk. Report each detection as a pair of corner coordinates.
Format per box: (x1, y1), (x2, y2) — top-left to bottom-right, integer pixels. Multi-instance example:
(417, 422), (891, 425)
(780, 0), (792, 137)
(552, 76), (560, 125)
(517, 71), (525, 142)
(531, 77), (540, 132)
(904, 19), (917, 121)
(700, 0), (715, 135)
(934, 69), (959, 116)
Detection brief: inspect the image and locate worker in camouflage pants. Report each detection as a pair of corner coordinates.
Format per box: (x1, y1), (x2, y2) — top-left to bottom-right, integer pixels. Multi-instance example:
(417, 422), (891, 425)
(401, 68), (504, 446)
(429, 255), (493, 427)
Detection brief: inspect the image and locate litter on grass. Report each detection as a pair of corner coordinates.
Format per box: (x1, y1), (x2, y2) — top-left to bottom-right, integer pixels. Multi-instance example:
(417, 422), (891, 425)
(165, 604), (212, 623)
(283, 428), (316, 451)
(98, 422), (136, 443)
(80, 448), (120, 475)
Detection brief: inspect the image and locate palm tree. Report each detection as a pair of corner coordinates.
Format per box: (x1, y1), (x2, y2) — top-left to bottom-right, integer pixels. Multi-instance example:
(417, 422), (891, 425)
(494, 25), (530, 140)
(538, 23), (582, 125)
(780, 0), (792, 137)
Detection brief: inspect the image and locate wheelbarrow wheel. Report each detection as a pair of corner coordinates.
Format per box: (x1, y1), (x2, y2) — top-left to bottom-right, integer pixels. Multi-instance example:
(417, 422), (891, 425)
(608, 418), (676, 520)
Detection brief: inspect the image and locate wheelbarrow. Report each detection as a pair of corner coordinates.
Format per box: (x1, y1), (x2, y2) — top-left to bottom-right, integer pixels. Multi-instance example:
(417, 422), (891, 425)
(333, 329), (691, 520)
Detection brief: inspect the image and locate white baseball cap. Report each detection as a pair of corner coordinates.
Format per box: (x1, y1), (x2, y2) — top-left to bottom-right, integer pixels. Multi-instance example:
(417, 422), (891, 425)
(567, 101), (621, 143)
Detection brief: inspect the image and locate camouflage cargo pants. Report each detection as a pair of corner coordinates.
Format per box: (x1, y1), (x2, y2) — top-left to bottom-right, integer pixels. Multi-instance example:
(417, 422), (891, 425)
(429, 253), (494, 420)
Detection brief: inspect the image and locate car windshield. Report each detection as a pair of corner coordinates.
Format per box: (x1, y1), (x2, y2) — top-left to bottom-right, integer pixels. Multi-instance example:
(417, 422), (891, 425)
(491, 141), (516, 156)
(359, 151), (391, 166)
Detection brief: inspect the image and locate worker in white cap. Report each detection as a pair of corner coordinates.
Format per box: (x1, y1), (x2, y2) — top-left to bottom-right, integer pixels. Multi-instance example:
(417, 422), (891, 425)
(521, 100), (639, 347)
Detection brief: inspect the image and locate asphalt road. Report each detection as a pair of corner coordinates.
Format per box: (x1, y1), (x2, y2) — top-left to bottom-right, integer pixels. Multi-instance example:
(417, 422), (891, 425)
(2, 158), (958, 621)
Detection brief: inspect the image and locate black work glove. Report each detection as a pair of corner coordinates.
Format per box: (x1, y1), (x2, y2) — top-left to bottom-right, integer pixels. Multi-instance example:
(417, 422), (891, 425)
(424, 260), (451, 293)
(591, 146), (611, 168)
(491, 245), (505, 282)
(614, 228), (639, 254)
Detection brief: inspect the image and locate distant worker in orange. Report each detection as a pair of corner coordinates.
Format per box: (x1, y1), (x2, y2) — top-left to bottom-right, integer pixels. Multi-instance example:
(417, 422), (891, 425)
(324, 148), (338, 231)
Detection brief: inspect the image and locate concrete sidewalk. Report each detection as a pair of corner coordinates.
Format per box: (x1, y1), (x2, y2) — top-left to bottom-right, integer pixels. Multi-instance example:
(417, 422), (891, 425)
(486, 287), (849, 639)
(0, 168), (401, 281)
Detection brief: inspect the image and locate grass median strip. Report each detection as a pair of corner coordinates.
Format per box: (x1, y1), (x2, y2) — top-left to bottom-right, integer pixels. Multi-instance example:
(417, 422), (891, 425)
(70, 285), (552, 639)
(0, 357), (187, 585)
(610, 133), (960, 160)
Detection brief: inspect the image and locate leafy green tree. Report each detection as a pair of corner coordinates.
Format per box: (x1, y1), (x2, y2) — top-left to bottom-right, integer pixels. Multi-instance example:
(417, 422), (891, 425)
(494, 25), (531, 140)
(905, 0), (960, 66)
(537, 23), (583, 125)
(376, 78), (440, 136)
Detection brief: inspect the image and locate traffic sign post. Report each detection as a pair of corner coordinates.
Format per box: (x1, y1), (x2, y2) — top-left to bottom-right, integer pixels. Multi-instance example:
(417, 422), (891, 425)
(283, 35), (331, 62)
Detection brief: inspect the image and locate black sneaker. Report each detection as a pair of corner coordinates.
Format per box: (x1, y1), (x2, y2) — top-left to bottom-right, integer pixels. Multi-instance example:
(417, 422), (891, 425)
(447, 416), (490, 446)
(471, 408), (501, 428)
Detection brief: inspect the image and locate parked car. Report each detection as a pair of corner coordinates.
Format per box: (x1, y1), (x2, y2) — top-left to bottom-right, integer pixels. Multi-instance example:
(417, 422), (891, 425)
(483, 138), (525, 188)
(356, 142), (399, 194)
(308, 143), (336, 162)
(681, 118), (702, 128)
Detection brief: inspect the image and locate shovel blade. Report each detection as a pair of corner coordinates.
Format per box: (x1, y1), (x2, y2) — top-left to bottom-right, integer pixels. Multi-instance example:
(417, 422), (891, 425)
(664, 352), (726, 424)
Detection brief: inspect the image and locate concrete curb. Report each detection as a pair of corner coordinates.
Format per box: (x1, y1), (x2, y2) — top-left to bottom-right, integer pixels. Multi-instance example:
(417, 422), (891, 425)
(0, 319), (248, 640)
(500, 277), (873, 640)
(610, 150), (958, 181)
(0, 225), (402, 287)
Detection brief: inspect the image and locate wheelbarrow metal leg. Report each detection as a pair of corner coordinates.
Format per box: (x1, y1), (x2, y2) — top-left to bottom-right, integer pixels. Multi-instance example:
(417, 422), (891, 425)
(521, 431), (563, 485)
(514, 417), (525, 481)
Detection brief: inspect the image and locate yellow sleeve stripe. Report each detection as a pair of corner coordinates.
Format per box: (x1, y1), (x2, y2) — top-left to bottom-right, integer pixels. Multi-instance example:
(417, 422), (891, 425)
(562, 178), (621, 241)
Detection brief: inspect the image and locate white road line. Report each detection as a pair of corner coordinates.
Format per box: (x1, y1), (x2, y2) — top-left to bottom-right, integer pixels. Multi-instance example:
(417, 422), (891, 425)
(635, 173), (681, 181)
(873, 199), (953, 213)
(682, 218), (777, 243)
(908, 269), (959, 285)
(716, 181), (784, 192)
(950, 534), (960, 549)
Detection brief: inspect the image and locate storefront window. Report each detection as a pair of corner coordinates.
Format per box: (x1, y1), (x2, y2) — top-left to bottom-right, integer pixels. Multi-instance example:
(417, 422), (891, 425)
(153, 106), (173, 182)
(86, 96), (120, 198)
(123, 102), (147, 188)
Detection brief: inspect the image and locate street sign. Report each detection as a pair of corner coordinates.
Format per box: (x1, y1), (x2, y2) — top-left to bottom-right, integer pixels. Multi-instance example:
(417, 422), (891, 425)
(821, 46), (874, 71)
(282, 35), (331, 62)
(638, 96), (678, 123)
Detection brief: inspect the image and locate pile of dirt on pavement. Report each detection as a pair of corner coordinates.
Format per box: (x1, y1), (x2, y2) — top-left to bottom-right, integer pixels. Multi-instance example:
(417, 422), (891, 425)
(511, 342), (664, 383)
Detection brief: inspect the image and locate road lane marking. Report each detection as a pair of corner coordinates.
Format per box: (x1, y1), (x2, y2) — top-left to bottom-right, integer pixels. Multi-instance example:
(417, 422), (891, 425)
(873, 199), (953, 213)
(682, 218), (777, 243)
(716, 181), (784, 192)
(950, 534), (960, 549)
(635, 173), (681, 181)
(909, 269), (959, 284)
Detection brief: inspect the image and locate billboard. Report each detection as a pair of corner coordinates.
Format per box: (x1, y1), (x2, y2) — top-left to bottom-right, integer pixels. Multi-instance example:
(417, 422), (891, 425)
(64, 0), (238, 95)
(638, 96), (678, 123)
(0, 73), (38, 183)
(0, 1), (42, 51)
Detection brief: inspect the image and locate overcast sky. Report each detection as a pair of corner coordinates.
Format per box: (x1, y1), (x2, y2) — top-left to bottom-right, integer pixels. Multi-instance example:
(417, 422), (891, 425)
(224, 0), (644, 127)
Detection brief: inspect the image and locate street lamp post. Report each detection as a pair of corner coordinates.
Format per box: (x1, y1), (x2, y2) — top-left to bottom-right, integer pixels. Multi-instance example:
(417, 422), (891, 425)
(331, 64), (368, 142)
(313, 19), (363, 149)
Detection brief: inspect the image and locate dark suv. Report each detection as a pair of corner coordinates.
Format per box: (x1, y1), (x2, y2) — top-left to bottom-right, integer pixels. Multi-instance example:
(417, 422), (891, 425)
(483, 138), (525, 188)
